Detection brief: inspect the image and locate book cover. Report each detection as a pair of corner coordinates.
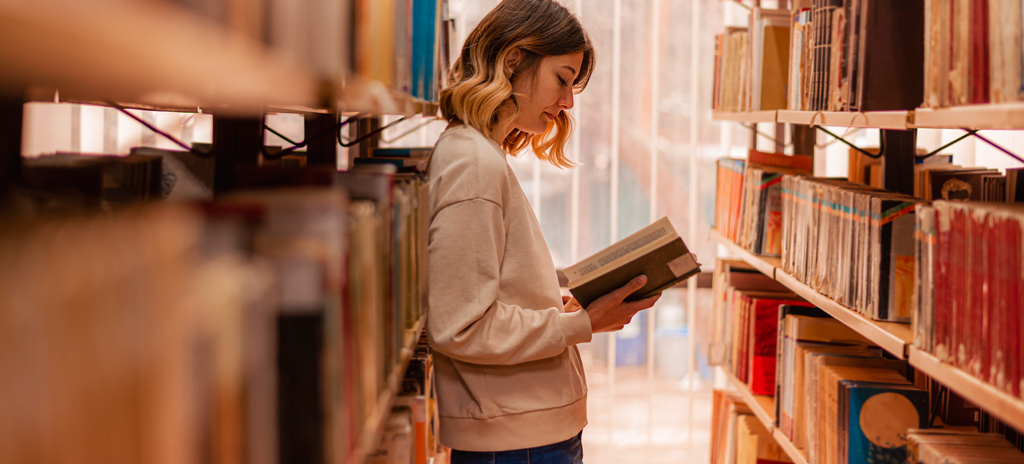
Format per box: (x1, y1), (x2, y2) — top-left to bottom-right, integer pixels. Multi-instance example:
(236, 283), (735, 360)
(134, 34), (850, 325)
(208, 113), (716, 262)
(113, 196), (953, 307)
(566, 217), (701, 308)
(749, 297), (814, 395)
(929, 169), (1000, 201)
(845, 383), (928, 464)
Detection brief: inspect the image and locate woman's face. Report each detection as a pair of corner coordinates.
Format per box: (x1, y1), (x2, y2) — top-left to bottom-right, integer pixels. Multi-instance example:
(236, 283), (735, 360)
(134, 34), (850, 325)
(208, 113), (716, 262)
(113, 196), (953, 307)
(509, 52), (584, 135)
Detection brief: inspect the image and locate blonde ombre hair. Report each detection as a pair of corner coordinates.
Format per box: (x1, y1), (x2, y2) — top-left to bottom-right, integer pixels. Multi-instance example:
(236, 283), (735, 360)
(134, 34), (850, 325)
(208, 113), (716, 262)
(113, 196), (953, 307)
(439, 0), (595, 168)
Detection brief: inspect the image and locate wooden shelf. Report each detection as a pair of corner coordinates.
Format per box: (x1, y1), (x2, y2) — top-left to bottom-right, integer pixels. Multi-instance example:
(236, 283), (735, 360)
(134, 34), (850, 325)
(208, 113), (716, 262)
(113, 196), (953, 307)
(776, 110), (910, 130)
(912, 103), (1024, 131)
(774, 271), (912, 359)
(712, 110), (778, 124)
(709, 229), (780, 279)
(721, 368), (809, 464)
(351, 316), (428, 464)
(1, 0), (319, 116)
(709, 230), (912, 359)
(907, 347), (1024, 433)
(724, 369), (776, 428)
(2, 0), (438, 117)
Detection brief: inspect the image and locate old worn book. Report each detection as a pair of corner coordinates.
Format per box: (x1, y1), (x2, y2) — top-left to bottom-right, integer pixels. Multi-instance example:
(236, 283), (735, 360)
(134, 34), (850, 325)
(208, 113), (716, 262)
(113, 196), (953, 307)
(565, 217), (701, 308)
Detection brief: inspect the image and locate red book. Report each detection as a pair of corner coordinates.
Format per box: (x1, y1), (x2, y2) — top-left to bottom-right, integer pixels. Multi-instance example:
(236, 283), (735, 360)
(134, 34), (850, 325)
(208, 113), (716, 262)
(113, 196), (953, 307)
(989, 212), (1019, 396)
(950, 205), (969, 368)
(748, 149), (814, 171)
(748, 297), (814, 396)
(933, 203), (953, 361)
(1010, 214), (1024, 398)
(966, 208), (988, 380)
(969, 0), (990, 104)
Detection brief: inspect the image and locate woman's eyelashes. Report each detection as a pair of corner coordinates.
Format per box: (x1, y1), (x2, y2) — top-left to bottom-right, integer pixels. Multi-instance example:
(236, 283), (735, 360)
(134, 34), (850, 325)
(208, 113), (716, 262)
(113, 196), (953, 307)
(558, 75), (568, 87)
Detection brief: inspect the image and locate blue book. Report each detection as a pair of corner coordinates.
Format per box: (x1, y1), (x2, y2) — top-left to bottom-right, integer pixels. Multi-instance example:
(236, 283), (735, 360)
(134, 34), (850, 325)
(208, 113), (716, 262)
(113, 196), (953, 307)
(411, 0), (439, 101)
(842, 382), (928, 464)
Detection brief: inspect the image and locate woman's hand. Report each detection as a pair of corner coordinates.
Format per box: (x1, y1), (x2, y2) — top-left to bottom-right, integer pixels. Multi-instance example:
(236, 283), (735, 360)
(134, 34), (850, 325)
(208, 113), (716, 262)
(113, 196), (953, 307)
(584, 275), (661, 333)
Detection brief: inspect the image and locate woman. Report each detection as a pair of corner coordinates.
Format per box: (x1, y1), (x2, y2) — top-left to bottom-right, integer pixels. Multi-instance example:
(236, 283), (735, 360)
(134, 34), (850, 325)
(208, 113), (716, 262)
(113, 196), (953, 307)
(426, 1), (660, 462)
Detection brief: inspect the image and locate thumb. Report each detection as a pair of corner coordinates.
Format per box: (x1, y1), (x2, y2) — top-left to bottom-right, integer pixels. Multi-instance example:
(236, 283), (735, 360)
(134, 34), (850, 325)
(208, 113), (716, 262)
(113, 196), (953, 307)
(612, 274), (648, 302)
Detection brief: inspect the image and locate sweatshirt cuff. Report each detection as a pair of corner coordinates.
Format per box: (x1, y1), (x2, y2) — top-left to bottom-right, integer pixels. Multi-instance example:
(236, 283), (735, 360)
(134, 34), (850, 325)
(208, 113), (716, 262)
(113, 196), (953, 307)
(559, 309), (593, 346)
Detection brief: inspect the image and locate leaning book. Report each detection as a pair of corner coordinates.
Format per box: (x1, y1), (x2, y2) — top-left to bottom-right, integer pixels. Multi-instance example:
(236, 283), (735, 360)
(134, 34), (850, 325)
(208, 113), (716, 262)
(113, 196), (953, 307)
(564, 217), (701, 308)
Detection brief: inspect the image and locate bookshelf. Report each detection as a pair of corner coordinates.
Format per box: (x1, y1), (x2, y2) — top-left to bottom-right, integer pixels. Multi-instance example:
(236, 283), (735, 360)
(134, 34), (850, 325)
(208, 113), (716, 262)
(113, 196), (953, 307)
(352, 316), (429, 464)
(709, 229), (912, 359)
(709, 229), (780, 279)
(0, 1), (447, 462)
(908, 346), (1024, 434)
(721, 367), (809, 464)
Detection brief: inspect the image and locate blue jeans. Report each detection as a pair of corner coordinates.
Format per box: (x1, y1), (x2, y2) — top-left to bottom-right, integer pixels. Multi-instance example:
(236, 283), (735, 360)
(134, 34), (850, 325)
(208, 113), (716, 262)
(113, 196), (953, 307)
(450, 431), (584, 464)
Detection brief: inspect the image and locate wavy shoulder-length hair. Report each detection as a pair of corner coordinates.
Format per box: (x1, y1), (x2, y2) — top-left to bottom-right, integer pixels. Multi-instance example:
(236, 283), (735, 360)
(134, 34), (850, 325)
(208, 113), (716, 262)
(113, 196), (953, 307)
(439, 0), (595, 168)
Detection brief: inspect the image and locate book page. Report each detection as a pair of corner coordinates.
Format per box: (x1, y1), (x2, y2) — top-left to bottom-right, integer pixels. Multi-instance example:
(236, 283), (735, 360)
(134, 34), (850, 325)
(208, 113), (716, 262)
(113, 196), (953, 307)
(564, 216), (678, 285)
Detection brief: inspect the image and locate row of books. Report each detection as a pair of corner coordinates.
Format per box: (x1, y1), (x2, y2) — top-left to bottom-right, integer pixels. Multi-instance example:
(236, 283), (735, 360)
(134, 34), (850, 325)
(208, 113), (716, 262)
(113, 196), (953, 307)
(714, 1), (927, 113)
(168, 0), (454, 102)
(715, 149), (1024, 323)
(913, 201), (1024, 399)
(369, 337), (443, 464)
(790, 0), (925, 112)
(712, 7), (791, 112)
(710, 390), (793, 464)
(716, 0), (1024, 113)
(713, 150), (813, 256)
(924, 0), (1024, 108)
(0, 167), (431, 463)
(354, 0), (454, 102)
(781, 175), (919, 322)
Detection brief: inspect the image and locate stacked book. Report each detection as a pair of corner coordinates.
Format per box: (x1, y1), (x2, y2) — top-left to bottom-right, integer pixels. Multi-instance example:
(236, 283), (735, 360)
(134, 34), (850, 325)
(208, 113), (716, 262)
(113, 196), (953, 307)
(780, 175), (921, 322)
(713, 7), (791, 112)
(714, 150), (813, 257)
(924, 0), (1024, 108)
(913, 201), (1024, 399)
(786, 0), (924, 111)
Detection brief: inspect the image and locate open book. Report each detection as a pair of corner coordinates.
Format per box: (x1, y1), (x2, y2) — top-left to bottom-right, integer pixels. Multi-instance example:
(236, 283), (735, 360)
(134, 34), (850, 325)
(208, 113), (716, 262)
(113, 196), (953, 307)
(564, 217), (701, 308)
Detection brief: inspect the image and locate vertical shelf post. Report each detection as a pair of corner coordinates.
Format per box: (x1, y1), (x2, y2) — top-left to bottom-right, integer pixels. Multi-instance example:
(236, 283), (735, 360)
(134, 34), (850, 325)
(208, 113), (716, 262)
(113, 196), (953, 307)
(790, 124), (815, 156)
(304, 113), (339, 168)
(213, 115), (264, 194)
(0, 98), (23, 207)
(880, 129), (916, 196)
(356, 116), (381, 159)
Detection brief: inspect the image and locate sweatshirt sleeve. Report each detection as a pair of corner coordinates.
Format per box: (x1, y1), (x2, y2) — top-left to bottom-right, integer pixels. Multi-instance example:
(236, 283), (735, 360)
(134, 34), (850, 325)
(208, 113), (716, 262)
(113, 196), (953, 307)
(426, 198), (593, 365)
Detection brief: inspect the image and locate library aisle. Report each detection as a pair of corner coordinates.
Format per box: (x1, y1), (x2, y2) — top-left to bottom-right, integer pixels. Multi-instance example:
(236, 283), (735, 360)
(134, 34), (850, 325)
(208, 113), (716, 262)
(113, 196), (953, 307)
(577, 289), (716, 464)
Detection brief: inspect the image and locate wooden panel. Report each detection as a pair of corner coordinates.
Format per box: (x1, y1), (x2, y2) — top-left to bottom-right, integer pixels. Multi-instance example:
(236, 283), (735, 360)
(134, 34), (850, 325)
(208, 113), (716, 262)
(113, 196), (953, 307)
(712, 111), (779, 124)
(912, 103), (1024, 130)
(908, 347), (1024, 434)
(776, 110), (910, 130)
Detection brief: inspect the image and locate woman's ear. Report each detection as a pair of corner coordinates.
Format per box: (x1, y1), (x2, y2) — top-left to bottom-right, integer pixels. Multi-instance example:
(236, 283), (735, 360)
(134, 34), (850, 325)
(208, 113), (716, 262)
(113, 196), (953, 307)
(504, 48), (521, 77)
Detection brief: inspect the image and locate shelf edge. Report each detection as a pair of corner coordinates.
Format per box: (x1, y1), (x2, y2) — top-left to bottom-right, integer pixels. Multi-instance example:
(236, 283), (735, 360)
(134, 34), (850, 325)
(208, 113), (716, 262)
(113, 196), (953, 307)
(908, 346), (1024, 433)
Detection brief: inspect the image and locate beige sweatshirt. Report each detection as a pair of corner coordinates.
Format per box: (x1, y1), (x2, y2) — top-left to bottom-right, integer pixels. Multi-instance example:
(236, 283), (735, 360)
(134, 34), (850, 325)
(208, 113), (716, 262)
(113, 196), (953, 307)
(426, 124), (593, 452)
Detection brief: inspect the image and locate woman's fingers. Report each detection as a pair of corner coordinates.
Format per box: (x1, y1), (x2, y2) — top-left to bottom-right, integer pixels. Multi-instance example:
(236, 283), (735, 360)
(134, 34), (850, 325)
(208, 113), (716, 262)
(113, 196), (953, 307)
(609, 274), (647, 302)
